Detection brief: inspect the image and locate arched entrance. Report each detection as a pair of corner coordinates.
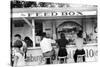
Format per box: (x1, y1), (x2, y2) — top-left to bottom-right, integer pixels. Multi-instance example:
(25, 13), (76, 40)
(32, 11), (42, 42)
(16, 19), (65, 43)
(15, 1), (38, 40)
(57, 21), (82, 32)
(57, 21), (83, 44)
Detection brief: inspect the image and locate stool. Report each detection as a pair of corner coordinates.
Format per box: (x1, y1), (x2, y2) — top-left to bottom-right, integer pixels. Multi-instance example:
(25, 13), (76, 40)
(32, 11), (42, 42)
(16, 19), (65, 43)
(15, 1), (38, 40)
(57, 56), (67, 64)
(44, 57), (52, 64)
(77, 55), (84, 63)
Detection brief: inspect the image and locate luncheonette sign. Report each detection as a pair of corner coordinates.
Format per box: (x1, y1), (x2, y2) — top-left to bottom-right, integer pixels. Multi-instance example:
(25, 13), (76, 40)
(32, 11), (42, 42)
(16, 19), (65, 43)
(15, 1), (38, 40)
(26, 44), (98, 65)
(12, 11), (96, 18)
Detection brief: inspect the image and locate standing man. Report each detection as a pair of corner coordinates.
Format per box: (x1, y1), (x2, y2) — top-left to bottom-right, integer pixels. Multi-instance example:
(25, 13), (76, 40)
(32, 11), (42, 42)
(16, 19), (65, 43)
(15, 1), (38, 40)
(40, 32), (55, 64)
(13, 34), (27, 59)
(13, 34), (23, 50)
(13, 34), (25, 67)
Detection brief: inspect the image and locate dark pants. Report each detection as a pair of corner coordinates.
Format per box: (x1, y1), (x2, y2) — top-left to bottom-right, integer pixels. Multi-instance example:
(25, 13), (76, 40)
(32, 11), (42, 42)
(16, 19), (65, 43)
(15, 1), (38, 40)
(74, 54), (85, 63)
(25, 51), (27, 59)
(23, 48), (27, 59)
(46, 58), (51, 64)
(73, 49), (85, 63)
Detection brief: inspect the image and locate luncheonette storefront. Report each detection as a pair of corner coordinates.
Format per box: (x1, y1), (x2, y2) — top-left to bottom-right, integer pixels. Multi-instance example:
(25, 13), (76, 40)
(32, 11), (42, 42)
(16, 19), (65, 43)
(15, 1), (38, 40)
(11, 1), (97, 66)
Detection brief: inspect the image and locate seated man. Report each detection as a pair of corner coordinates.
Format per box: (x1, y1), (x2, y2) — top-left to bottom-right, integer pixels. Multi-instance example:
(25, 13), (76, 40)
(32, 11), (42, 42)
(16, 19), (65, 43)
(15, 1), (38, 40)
(73, 30), (85, 63)
(40, 32), (55, 64)
(74, 49), (85, 63)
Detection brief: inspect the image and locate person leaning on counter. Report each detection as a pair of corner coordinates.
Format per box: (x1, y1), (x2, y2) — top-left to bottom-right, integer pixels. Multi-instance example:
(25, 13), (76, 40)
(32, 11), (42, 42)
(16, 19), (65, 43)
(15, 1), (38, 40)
(56, 33), (69, 63)
(40, 32), (56, 64)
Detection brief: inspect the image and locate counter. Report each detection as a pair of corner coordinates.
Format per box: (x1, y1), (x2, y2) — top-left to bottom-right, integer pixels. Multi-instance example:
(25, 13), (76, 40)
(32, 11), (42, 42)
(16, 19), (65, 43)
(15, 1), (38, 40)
(25, 43), (98, 66)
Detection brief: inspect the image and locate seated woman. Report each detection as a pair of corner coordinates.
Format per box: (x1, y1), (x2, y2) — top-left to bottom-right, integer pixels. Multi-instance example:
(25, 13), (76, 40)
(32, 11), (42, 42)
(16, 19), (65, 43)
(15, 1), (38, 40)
(56, 33), (69, 63)
(73, 30), (85, 63)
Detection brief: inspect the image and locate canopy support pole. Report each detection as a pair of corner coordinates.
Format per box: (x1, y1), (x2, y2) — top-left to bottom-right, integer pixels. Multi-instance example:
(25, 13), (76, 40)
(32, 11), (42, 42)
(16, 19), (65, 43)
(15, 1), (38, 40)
(22, 17), (35, 47)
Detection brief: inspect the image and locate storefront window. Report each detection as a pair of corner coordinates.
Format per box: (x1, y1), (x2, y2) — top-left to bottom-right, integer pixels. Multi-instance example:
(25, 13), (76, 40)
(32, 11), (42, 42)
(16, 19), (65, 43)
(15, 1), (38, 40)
(35, 20), (43, 47)
(33, 16), (97, 47)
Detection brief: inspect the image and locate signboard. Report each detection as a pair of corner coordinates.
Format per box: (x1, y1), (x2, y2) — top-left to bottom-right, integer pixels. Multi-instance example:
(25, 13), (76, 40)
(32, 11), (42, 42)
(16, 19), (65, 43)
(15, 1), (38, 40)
(12, 11), (96, 18)
(26, 49), (45, 65)
(26, 44), (98, 65)
(67, 45), (98, 63)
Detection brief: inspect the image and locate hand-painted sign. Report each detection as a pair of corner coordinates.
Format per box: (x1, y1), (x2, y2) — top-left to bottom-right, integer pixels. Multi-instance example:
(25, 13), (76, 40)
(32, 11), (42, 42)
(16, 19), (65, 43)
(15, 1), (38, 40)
(26, 44), (98, 65)
(13, 11), (82, 17)
(12, 11), (96, 18)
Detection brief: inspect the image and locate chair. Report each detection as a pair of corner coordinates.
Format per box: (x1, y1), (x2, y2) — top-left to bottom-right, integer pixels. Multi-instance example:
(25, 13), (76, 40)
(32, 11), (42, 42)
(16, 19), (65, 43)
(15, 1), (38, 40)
(57, 56), (67, 64)
(77, 55), (85, 62)
(44, 57), (52, 64)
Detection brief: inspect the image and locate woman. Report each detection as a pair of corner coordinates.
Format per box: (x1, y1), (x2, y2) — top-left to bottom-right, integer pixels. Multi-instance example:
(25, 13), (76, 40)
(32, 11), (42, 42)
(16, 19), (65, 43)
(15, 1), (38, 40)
(24, 36), (33, 59)
(56, 33), (69, 63)
(24, 36), (33, 47)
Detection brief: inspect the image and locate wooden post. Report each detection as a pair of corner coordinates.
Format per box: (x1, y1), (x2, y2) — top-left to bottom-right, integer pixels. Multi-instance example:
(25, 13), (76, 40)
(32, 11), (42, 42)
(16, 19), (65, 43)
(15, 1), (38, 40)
(22, 17), (33, 28)
(32, 19), (35, 47)
(22, 17), (35, 47)
(52, 20), (57, 40)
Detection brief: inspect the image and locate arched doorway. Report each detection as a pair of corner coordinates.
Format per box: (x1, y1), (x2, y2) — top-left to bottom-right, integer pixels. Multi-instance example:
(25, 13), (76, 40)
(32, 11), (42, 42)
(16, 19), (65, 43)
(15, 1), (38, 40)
(57, 21), (82, 32)
(57, 21), (83, 45)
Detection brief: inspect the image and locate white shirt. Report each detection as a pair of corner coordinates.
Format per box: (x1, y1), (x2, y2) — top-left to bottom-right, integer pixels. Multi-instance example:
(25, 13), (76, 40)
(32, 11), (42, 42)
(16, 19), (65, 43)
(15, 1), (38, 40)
(14, 52), (25, 67)
(40, 38), (54, 53)
(75, 38), (83, 49)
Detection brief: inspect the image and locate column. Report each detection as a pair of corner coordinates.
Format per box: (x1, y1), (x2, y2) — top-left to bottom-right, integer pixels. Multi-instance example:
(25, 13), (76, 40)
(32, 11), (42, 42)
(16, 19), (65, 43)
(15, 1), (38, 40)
(52, 20), (57, 40)
(82, 17), (86, 32)
(32, 19), (35, 47)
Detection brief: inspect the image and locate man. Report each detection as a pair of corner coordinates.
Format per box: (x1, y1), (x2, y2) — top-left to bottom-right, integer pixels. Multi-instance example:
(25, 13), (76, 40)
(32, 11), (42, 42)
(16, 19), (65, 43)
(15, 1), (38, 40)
(12, 34), (24, 66)
(13, 34), (23, 48)
(73, 30), (85, 63)
(40, 32), (55, 64)
(13, 34), (26, 59)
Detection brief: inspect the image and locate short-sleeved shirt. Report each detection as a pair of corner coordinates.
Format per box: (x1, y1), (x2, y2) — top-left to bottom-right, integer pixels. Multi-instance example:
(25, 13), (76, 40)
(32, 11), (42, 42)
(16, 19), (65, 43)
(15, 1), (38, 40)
(40, 38), (54, 53)
(74, 38), (83, 49)
(56, 39), (68, 48)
